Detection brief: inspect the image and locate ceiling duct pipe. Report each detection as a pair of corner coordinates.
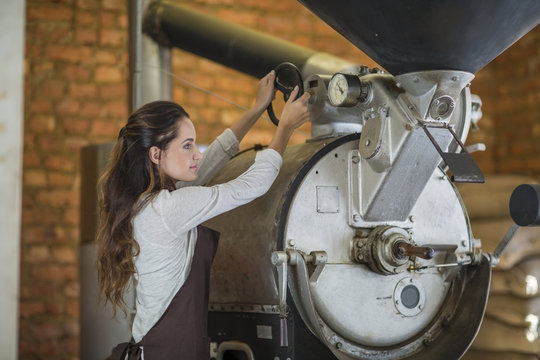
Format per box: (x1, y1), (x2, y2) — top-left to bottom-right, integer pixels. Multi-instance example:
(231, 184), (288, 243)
(142, 1), (356, 79)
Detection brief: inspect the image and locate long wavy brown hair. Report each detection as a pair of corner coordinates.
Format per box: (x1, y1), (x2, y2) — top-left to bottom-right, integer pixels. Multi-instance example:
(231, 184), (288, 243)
(96, 100), (189, 317)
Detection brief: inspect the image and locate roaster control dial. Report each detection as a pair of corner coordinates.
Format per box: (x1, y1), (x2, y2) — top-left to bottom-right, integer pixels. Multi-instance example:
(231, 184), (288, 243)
(327, 73), (371, 107)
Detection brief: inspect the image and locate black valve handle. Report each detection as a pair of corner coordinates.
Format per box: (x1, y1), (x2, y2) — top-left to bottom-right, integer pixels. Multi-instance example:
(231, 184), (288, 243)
(266, 62), (304, 126)
(510, 184), (540, 226)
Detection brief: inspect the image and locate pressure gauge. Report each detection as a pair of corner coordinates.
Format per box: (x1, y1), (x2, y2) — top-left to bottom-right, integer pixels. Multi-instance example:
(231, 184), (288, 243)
(327, 73), (370, 107)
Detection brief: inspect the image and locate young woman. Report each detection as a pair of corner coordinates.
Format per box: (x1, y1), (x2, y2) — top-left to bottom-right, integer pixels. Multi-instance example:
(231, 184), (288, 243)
(96, 70), (310, 360)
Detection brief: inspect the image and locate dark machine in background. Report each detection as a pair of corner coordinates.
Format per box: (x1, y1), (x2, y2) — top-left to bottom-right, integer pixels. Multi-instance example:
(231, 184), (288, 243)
(80, 1), (540, 359)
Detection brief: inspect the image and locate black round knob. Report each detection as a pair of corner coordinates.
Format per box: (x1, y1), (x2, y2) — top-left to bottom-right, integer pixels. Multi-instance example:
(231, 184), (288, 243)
(509, 184), (540, 226)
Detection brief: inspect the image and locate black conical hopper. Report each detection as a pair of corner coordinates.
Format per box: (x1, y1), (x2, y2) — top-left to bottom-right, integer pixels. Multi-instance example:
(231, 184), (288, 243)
(299, 0), (540, 75)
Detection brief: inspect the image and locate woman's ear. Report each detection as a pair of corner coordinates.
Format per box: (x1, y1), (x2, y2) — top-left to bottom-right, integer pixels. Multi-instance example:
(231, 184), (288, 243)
(149, 146), (161, 165)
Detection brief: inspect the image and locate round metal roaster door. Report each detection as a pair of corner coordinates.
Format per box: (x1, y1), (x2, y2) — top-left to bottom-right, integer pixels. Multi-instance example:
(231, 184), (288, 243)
(205, 134), (491, 359)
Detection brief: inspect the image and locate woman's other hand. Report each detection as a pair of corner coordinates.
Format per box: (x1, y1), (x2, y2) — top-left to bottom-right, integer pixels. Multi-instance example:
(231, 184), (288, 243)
(278, 86), (310, 131)
(269, 86), (310, 155)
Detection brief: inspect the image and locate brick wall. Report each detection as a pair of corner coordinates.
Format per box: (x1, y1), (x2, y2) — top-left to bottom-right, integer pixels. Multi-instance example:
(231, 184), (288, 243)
(21, 0), (539, 359)
(22, 0), (128, 358)
(468, 28), (540, 176)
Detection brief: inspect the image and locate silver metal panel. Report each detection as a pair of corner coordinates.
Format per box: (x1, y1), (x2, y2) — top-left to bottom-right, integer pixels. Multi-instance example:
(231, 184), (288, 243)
(316, 186), (340, 213)
(285, 142), (471, 346)
(205, 139), (335, 305)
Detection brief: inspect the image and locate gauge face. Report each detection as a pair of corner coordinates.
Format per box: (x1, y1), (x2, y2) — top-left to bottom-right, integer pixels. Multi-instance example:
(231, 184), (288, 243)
(328, 73), (349, 106)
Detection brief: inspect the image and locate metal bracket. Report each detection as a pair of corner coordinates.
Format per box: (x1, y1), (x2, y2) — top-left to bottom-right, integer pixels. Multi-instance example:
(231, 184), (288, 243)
(270, 251), (289, 347)
(423, 125), (485, 183)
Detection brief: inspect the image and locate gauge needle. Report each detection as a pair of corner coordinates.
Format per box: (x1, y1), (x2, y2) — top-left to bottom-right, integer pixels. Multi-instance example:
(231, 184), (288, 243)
(338, 85), (344, 94)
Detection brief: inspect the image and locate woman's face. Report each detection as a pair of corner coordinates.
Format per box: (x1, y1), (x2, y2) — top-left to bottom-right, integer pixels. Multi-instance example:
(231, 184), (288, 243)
(150, 118), (203, 182)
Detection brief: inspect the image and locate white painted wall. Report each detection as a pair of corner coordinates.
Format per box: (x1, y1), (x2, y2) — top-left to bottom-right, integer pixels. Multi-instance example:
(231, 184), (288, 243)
(0, 0), (25, 359)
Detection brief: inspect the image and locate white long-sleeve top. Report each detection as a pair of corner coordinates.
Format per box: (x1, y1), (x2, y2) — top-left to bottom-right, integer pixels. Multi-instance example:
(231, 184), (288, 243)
(131, 129), (282, 342)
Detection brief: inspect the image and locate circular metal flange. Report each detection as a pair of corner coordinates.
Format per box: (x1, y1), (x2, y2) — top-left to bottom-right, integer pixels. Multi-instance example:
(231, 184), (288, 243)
(394, 277), (426, 317)
(369, 226), (412, 275)
(429, 95), (455, 120)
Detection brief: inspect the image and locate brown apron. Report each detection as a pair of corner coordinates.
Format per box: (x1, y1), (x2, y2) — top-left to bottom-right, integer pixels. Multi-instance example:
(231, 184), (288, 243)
(111, 225), (220, 360)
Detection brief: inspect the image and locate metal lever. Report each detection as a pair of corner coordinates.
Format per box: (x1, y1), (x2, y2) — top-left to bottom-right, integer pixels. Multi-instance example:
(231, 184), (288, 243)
(395, 242), (434, 260)
(423, 125), (485, 183)
(410, 252), (476, 271)
(489, 184), (540, 266)
(271, 249), (328, 347)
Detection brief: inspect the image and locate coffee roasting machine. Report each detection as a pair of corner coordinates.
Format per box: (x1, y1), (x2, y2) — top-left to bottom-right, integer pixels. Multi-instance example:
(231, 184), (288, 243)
(80, 1), (540, 359)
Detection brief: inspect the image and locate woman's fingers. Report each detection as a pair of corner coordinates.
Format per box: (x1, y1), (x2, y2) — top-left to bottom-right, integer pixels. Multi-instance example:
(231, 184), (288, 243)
(287, 86), (300, 103)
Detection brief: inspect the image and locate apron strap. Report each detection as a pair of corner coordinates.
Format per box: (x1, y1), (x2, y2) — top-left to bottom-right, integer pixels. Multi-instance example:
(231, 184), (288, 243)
(111, 342), (143, 360)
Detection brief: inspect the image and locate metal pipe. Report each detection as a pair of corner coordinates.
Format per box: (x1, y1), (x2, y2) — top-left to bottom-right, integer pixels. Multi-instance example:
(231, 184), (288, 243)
(130, 0), (172, 112)
(128, 0), (143, 111)
(142, 1), (355, 79)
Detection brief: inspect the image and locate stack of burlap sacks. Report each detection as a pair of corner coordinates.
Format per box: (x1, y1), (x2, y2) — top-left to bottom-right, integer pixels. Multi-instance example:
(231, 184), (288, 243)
(459, 175), (540, 360)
